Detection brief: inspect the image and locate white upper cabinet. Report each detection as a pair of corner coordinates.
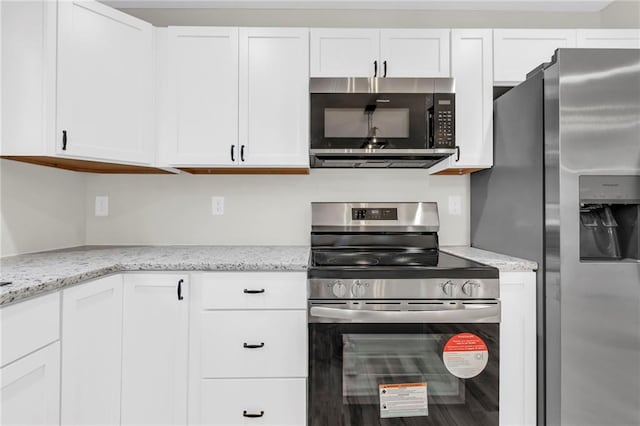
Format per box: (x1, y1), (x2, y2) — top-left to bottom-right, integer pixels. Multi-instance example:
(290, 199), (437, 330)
(57, 0), (154, 164)
(166, 27), (239, 166)
(1, 0), (56, 156)
(310, 28), (380, 77)
(493, 29), (577, 85)
(61, 275), (124, 426)
(310, 28), (450, 78)
(577, 29), (640, 48)
(430, 29), (493, 175)
(239, 28), (309, 167)
(380, 29), (450, 77)
(121, 274), (189, 426)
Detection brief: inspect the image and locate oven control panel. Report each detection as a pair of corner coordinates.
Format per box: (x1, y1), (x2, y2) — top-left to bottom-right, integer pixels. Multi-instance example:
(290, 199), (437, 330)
(352, 208), (398, 221)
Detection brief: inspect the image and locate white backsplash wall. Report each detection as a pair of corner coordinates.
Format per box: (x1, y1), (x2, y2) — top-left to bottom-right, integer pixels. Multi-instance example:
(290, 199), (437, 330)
(84, 170), (469, 247)
(0, 160), (86, 257)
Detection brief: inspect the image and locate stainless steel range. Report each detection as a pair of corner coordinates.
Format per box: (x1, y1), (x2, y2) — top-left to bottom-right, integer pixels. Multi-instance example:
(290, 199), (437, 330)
(307, 202), (500, 425)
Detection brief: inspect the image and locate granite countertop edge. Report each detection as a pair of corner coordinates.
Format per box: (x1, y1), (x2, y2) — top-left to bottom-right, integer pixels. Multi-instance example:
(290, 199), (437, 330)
(441, 246), (538, 272)
(0, 246), (310, 307)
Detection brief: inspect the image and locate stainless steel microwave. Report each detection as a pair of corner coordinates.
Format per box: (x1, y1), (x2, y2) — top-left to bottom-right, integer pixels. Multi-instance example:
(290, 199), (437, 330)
(309, 77), (456, 168)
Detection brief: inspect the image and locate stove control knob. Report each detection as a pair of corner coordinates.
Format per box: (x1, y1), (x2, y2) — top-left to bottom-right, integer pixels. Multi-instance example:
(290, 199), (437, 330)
(462, 280), (481, 297)
(352, 281), (367, 298)
(332, 281), (347, 298)
(440, 280), (457, 296)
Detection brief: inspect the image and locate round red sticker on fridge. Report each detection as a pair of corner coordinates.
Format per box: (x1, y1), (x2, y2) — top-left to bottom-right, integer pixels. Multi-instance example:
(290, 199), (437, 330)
(443, 333), (489, 379)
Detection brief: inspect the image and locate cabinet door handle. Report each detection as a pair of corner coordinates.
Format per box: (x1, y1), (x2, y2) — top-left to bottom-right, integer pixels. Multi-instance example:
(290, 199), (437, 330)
(243, 288), (265, 294)
(177, 279), (184, 301)
(383, 60), (387, 77)
(62, 130), (68, 151)
(240, 145), (245, 162)
(243, 342), (265, 349)
(373, 60), (378, 77)
(455, 146), (460, 162)
(243, 411), (264, 418)
(230, 144), (235, 162)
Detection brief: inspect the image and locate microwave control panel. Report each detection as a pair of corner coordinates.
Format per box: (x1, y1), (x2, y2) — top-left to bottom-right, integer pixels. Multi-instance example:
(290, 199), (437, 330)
(431, 93), (456, 148)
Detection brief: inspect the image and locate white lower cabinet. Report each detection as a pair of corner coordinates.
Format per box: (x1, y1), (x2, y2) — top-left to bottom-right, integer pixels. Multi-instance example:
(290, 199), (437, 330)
(189, 272), (308, 425)
(0, 343), (61, 426)
(201, 378), (306, 426)
(61, 275), (124, 425)
(500, 271), (537, 426)
(121, 274), (189, 426)
(201, 310), (307, 378)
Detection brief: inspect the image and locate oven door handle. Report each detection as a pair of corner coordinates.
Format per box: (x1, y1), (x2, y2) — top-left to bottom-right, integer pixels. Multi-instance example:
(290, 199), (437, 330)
(309, 304), (500, 323)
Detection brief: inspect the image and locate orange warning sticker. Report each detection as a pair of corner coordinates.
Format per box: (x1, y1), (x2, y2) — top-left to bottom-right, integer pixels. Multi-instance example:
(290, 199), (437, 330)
(379, 382), (428, 418)
(443, 333), (489, 379)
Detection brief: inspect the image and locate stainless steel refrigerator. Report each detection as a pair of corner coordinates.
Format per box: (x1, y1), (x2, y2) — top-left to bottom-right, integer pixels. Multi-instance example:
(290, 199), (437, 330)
(471, 48), (640, 426)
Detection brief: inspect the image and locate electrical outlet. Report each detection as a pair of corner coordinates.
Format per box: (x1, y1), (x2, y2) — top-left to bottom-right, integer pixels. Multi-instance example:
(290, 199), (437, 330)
(95, 196), (109, 217)
(448, 195), (462, 216)
(211, 196), (224, 216)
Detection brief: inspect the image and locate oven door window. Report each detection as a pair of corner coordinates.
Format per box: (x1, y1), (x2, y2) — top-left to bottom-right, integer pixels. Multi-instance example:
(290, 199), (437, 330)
(343, 334), (464, 406)
(309, 323), (499, 426)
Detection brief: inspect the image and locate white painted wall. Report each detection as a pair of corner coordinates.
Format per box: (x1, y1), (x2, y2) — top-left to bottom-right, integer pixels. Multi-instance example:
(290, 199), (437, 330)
(601, 0), (640, 28)
(121, 7), (606, 28)
(84, 170), (470, 246)
(0, 160), (86, 257)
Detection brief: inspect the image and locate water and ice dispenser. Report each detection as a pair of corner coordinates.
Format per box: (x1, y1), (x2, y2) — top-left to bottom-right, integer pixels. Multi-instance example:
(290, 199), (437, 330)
(579, 176), (640, 261)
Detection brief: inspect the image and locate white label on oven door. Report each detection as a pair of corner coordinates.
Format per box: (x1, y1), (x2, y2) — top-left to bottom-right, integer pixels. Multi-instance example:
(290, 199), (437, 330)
(379, 383), (428, 419)
(443, 333), (489, 379)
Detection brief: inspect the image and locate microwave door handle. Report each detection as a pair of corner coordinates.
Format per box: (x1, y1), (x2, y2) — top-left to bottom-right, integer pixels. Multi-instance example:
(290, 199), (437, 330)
(309, 305), (500, 323)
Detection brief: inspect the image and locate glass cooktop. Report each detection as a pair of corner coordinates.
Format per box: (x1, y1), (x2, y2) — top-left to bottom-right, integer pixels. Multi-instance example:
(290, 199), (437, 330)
(308, 250), (499, 280)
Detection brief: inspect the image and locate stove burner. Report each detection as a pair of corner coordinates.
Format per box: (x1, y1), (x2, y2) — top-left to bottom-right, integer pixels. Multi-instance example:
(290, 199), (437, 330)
(324, 253), (381, 266)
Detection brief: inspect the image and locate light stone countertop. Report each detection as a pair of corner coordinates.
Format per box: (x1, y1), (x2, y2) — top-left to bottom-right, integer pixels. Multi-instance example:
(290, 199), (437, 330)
(441, 246), (538, 272)
(0, 245), (310, 306)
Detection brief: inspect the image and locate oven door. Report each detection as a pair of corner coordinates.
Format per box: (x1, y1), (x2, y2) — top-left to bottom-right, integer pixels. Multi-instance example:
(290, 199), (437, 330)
(308, 302), (500, 426)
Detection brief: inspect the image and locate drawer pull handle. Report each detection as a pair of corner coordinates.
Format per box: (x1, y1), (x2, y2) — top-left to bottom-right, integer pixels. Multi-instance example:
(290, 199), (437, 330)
(243, 410), (264, 418)
(243, 342), (265, 349)
(177, 279), (184, 301)
(243, 288), (265, 294)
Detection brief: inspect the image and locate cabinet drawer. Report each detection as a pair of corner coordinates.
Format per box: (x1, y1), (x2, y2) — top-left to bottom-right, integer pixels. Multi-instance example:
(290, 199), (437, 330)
(1, 292), (60, 367)
(201, 310), (307, 378)
(200, 378), (306, 426)
(199, 272), (307, 310)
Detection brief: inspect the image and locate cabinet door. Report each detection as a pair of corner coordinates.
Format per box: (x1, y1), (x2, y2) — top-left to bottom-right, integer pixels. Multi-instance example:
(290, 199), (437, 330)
(61, 275), (123, 425)
(380, 29), (450, 77)
(577, 29), (640, 48)
(167, 27), (239, 166)
(121, 274), (189, 426)
(0, 343), (60, 426)
(430, 29), (493, 175)
(1, 0), (56, 156)
(57, 0), (153, 163)
(239, 28), (309, 167)
(493, 29), (576, 85)
(310, 28), (380, 77)
(500, 272), (537, 426)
